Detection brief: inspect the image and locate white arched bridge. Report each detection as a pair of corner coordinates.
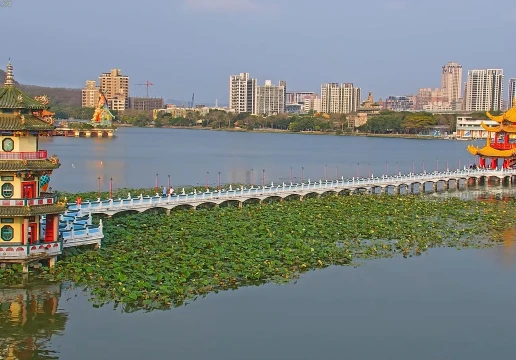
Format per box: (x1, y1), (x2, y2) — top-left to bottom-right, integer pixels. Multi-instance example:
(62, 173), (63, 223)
(67, 168), (516, 216)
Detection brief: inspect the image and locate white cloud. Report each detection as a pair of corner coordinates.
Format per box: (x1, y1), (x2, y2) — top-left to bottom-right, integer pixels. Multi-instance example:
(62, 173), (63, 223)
(184, 0), (262, 12)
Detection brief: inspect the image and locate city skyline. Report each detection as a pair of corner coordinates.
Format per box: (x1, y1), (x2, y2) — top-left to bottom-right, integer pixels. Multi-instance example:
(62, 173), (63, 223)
(1, 0), (513, 104)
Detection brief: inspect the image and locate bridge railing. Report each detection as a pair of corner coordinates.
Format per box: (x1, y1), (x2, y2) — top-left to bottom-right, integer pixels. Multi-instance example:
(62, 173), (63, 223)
(67, 168), (516, 212)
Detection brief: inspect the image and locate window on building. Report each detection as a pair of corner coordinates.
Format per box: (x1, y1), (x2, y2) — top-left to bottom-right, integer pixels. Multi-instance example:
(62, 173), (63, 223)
(1, 225), (14, 241)
(1, 183), (14, 198)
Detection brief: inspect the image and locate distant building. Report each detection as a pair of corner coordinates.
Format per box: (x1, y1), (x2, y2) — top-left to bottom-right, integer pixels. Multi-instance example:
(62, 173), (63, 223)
(357, 91), (381, 116)
(99, 69), (129, 111)
(303, 97), (322, 113)
(415, 88), (448, 111)
(321, 83), (361, 114)
(465, 69), (504, 112)
(129, 97), (164, 111)
(286, 91), (317, 104)
(441, 62), (463, 103)
(81, 80), (99, 108)
(229, 73), (256, 114)
(456, 116), (499, 139)
(509, 78), (516, 109)
(380, 96), (414, 111)
(285, 103), (303, 114)
(254, 80), (286, 116)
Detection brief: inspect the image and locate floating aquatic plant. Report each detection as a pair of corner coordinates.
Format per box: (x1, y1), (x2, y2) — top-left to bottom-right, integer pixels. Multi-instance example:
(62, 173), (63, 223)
(32, 194), (515, 311)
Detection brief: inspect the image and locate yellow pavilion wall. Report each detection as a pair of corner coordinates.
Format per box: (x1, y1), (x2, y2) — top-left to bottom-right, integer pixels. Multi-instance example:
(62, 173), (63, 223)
(0, 136), (37, 152)
(0, 217), (23, 245)
(1, 174), (22, 198)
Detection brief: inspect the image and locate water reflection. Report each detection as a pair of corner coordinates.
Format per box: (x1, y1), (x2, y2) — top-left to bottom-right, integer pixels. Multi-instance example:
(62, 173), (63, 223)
(0, 283), (67, 359)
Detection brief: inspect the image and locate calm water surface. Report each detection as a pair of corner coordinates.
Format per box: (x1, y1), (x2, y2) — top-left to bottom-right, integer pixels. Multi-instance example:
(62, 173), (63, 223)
(40, 127), (481, 192)
(2, 129), (510, 359)
(2, 244), (516, 360)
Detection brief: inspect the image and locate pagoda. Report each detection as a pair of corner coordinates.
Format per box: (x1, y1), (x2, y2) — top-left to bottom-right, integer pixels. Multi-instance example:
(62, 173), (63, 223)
(0, 61), (65, 272)
(467, 98), (516, 169)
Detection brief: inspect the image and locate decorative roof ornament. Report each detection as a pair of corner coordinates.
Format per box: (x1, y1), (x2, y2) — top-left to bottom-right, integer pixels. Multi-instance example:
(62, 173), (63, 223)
(4, 60), (14, 86)
(17, 94), (23, 102)
(34, 95), (50, 105)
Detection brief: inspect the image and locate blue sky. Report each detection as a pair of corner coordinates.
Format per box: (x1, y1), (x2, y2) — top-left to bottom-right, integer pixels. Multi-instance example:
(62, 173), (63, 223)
(0, 0), (514, 103)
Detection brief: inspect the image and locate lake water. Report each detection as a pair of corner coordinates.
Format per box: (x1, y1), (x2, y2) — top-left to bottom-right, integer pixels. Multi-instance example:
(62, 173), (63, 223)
(2, 129), (513, 360)
(39, 127), (482, 192)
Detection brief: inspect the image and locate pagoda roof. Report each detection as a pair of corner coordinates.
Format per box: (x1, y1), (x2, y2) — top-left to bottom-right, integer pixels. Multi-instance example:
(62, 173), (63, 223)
(0, 204), (65, 217)
(480, 121), (516, 133)
(0, 159), (60, 172)
(486, 99), (516, 123)
(0, 61), (49, 110)
(467, 144), (516, 158)
(0, 114), (54, 131)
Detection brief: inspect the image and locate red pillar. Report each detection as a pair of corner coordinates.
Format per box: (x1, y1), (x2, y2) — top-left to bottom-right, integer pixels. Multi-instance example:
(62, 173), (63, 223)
(490, 158), (498, 169)
(479, 157), (486, 168)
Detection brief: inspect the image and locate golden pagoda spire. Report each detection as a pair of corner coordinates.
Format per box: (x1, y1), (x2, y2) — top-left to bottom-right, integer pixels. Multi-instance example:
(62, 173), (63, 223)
(4, 59), (14, 86)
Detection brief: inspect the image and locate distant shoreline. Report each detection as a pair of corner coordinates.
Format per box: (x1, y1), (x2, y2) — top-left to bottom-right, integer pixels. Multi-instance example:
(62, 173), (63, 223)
(115, 123), (453, 140)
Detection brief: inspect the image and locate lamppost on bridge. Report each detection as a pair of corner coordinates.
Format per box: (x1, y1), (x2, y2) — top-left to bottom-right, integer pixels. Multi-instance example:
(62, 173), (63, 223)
(446, 159), (449, 171)
(155, 174), (158, 193)
(301, 167), (304, 183)
(110, 177), (113, 199)
(168, 175), (171, 192)
(357, 163), (360, 178)
(218, 172), (221, 191)
(262, 169), (265, 188)
(206, 171), (209, 190)
(97, 177), (100, 197)
(368, 164), (371, 178)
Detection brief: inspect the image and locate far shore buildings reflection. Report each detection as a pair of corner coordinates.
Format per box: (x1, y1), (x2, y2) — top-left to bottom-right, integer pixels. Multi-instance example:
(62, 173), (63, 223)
(0, 283), (67, 359)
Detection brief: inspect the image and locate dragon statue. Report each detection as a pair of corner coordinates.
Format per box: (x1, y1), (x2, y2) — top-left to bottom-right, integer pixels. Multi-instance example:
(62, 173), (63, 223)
(34, 95), (50, 105)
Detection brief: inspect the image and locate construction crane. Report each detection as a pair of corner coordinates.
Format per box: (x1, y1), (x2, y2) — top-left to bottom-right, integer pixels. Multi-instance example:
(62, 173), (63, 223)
(135, 81), (154, 98)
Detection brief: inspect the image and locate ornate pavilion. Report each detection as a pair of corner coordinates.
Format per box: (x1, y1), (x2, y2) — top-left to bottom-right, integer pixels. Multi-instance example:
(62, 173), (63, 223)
(467, 98), (516, 169)
(0, 61), (65, 271)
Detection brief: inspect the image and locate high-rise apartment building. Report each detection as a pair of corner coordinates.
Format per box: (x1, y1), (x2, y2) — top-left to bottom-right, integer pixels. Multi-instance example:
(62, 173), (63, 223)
(465, 69), (504, 112)
(321, 83), (361, 114)
(254, 80), (286, 116)
(229, 73), (256, 114)
(303, 97), (322, 113)
(441, 62), (463, 103)
(81, 80), (99, 108)
(509, 78), (516, 108)
(99, 69), (129, 111)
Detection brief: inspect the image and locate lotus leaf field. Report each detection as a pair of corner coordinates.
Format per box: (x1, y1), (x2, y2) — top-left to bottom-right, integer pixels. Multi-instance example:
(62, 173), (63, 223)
(25, 193), (509, 311)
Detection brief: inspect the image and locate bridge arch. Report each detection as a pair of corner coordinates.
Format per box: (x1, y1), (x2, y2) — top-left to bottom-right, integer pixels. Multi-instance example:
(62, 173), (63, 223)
(219, 199), (241, 208)
(111, 209), (139, 218)
(283, 193), (302, 201)
(141, 207), (169, 215)
(301, 192), (320, 200)
(321, 190), (337, 197)
(195, 201), (218, 209)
